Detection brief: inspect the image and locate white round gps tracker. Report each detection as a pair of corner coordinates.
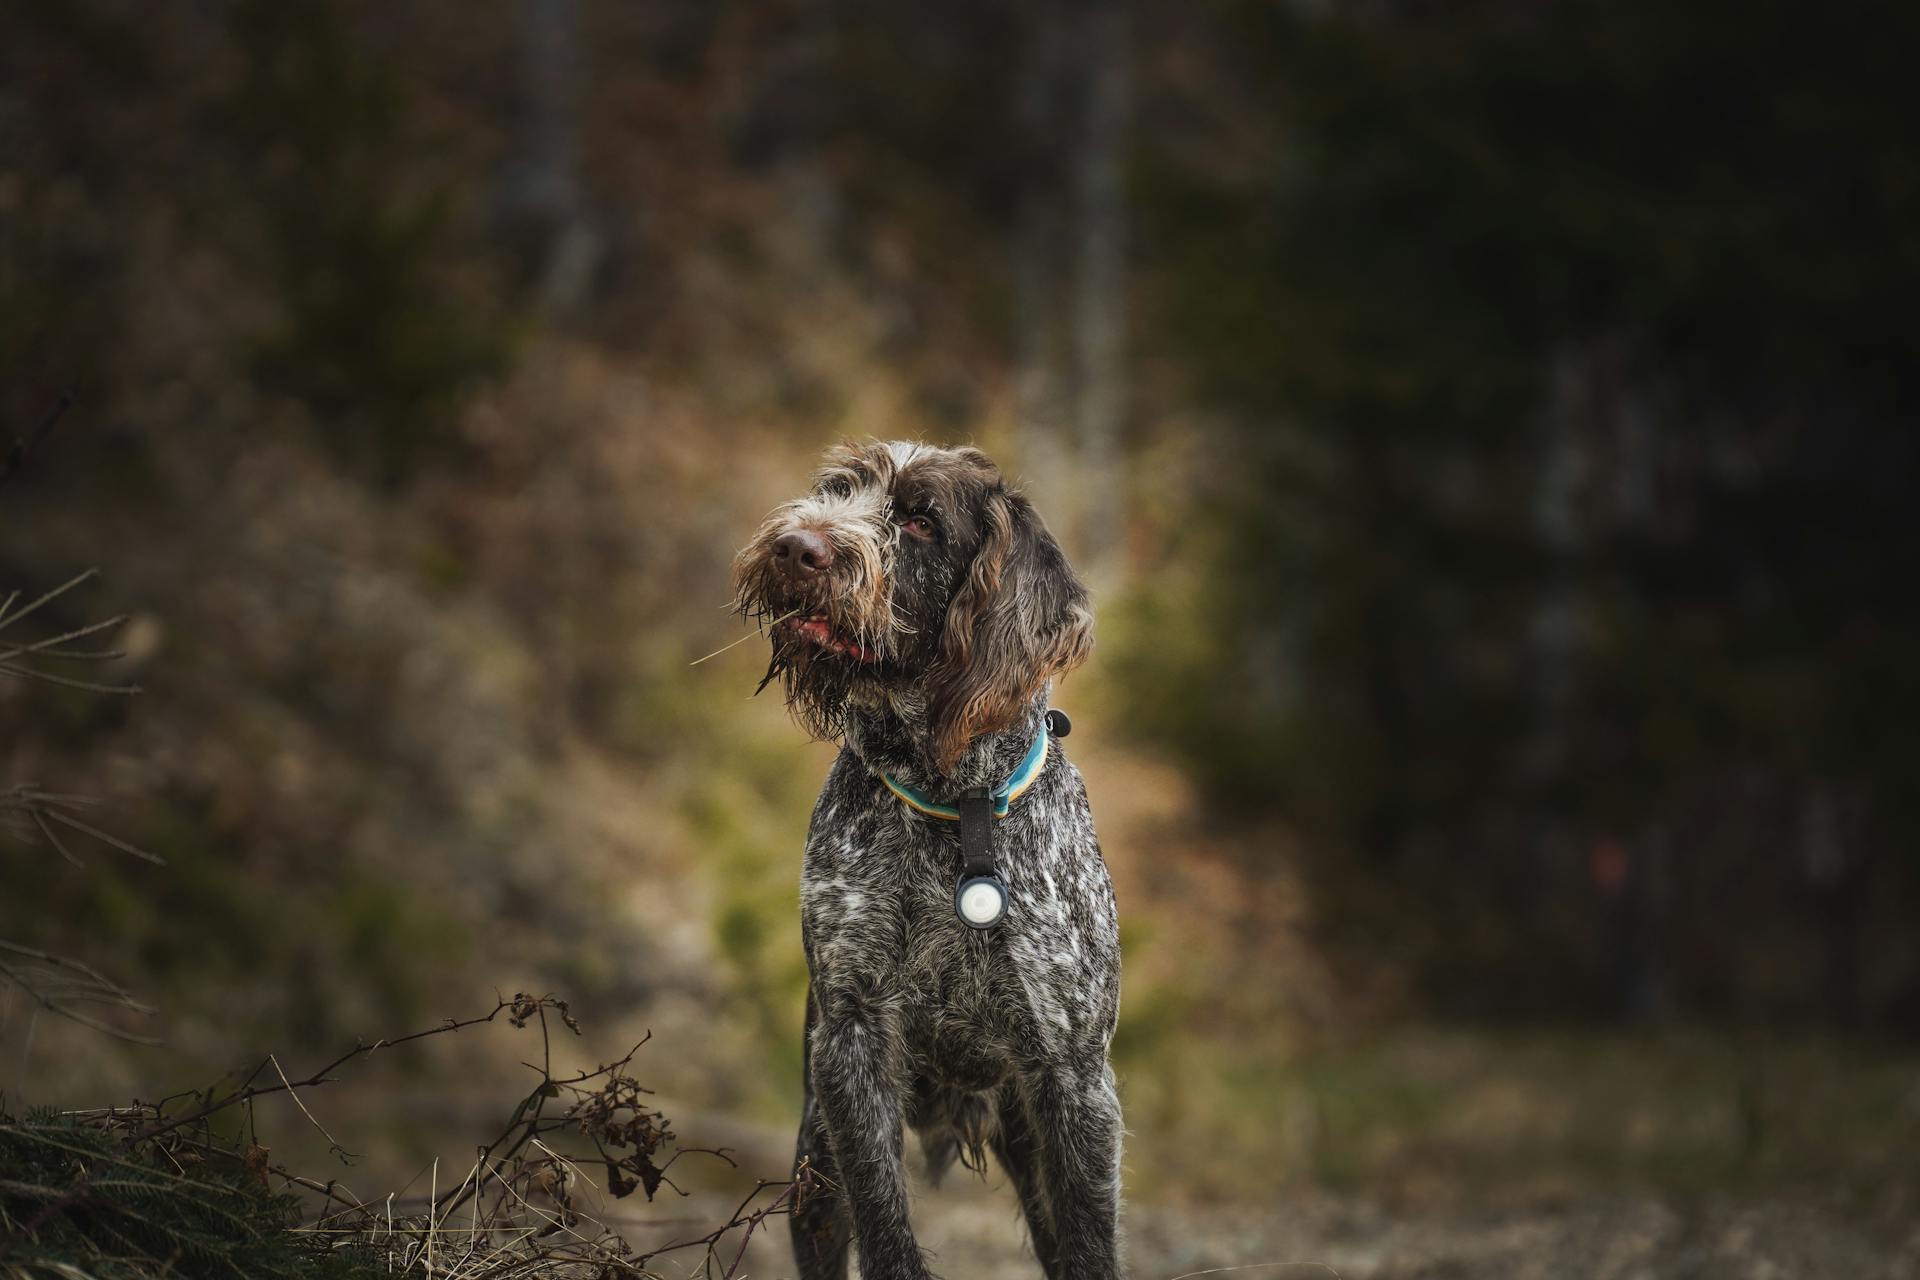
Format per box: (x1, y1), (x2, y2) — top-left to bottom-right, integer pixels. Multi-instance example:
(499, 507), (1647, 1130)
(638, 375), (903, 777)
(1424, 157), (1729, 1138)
(955, 873), (1008, 929)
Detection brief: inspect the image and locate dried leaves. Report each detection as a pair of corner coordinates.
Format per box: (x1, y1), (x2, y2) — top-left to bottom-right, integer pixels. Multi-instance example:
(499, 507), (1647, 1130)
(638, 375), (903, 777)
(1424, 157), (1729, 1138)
(569, 1068), (675, 1201)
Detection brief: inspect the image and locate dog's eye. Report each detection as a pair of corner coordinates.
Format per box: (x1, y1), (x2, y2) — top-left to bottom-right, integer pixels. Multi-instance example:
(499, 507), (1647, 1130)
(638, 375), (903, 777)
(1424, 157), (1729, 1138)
(900, 513), (937, 540)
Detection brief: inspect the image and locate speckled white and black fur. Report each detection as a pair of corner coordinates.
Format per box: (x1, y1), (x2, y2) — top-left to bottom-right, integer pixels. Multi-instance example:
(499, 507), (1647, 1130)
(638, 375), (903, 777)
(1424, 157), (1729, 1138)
(732, 443), (1123, 1280)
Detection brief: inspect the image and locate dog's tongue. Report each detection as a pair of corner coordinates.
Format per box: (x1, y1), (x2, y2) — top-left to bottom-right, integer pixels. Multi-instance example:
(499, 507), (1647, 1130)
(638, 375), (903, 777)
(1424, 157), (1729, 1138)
(793, 616), (874, 661)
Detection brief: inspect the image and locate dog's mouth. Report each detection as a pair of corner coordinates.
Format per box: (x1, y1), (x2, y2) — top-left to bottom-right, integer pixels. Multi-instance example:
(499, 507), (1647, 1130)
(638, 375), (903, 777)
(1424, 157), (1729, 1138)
(778, 614), (880, 663)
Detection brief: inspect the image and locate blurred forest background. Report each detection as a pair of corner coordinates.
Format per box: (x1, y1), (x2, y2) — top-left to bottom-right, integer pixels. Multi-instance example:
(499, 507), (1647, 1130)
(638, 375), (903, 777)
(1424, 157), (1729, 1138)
(5, 0), (1920, 1273)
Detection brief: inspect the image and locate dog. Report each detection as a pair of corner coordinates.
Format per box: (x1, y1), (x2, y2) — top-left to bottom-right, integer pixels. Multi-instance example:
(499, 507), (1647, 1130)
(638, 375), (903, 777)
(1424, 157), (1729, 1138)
(732, 441), (1123, 1280)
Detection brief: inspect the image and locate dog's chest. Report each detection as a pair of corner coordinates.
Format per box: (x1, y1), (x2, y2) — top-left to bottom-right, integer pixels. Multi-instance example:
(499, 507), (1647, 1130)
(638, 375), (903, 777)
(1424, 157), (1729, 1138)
(800, 762), (1117, 1066)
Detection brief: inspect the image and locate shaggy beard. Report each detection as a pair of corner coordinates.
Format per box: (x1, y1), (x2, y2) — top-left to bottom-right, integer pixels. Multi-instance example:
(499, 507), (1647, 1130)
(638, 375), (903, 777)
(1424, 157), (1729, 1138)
(731, 500), (905, 744)
(731, 568), (898, 745)
(732, 573), (898, 746)
(753, 636), (876, 743)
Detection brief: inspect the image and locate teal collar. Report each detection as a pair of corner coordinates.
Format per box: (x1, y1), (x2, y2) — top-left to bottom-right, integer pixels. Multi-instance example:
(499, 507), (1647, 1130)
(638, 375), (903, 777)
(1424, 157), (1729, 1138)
(880, 723), (1049, 821)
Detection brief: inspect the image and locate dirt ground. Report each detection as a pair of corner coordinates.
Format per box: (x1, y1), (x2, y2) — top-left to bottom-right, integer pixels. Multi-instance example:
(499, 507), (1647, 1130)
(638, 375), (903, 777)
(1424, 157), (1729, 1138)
(616, 1146), (1920, 1280)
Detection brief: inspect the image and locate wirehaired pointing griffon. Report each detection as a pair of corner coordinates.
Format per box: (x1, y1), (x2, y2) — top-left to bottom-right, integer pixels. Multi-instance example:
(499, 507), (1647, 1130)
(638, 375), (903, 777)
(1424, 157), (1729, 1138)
(732, 442), (1123, 1280)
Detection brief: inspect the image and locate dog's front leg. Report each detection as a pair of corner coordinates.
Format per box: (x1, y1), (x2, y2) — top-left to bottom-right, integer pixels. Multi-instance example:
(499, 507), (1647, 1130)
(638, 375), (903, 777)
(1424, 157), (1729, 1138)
(1028, 1059), (1125, 1280)
(809, 982), (928, 1280)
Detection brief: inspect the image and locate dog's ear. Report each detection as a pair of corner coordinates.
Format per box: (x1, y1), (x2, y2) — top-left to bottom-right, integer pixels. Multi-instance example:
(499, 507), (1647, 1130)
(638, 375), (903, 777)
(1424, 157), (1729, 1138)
(928, 485), (1093, 771)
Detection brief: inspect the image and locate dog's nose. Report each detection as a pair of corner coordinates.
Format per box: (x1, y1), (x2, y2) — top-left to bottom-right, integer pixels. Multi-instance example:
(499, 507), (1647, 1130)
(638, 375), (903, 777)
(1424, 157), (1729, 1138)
(773, 529), (834, 578)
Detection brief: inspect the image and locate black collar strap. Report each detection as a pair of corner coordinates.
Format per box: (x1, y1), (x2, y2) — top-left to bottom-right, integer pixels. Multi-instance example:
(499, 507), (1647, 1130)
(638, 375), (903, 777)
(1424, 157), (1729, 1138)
(948, 709), (1071, 930)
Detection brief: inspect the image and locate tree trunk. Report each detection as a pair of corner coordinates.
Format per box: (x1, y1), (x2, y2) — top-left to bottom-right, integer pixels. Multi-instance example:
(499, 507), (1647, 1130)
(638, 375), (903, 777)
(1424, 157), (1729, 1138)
(1014, 0), (1072, 543)
(1071, 1), (1130, 578)
(505, 0), (602, 313)
(1529, 344), (1590, 775)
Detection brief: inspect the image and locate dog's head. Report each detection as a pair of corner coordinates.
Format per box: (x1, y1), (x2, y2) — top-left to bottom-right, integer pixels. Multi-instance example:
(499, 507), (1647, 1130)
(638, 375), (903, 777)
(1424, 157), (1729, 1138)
(732, 441), (1093, 770)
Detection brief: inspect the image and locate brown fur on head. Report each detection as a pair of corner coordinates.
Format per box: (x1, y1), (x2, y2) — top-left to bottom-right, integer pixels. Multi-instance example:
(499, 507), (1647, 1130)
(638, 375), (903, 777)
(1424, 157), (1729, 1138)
(731, 441), (1093, 773)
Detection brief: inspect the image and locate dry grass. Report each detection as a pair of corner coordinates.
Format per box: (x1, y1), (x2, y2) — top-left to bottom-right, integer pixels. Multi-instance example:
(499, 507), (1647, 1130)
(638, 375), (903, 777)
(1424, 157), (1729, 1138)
(13, 994), (814, 1280)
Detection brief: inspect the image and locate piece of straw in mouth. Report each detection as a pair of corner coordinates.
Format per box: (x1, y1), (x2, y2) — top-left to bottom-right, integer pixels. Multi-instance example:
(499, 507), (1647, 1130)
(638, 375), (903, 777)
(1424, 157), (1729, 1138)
(689, 607), (804, 666)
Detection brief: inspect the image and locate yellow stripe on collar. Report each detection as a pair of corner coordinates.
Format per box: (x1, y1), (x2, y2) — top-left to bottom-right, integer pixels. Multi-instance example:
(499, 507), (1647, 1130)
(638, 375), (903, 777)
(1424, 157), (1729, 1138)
(881, 726), (1050, 821)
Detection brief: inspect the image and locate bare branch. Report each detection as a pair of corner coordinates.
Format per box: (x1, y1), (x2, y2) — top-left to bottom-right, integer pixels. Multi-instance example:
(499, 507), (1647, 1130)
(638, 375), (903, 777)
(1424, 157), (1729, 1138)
(131, 999), (529, 1147)
(0, 943), (159, 1045)
(269, 1053), (360, 1164)
(28, 807), (85, 868)
(36, 805), (165, 864)
(0, 663), (142, 694)
(0, 568), (100, 635)
(0, 614), (129, 665)
(3, 788), (165, 866)
(0, 572), (141, 693)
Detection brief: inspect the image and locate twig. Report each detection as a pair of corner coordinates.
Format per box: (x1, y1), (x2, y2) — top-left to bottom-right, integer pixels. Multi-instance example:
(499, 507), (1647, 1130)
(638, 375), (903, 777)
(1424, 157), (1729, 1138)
(269, 1052), (358, 1163)
(33, 804), (165, 864)
(159, 1133), (371, 1217)
(0, 663), (142, 694)
(133, 1000), (525, 1146)
(630, 1164), (815, 1278)
(0, 572), (142, 694)
(28, 807), (84, 868)
(3, 787), (165, 866)
(0, 614), (129, 665)
(0, 569), (99, 635)
(0, 941), (158, 1045)
(689, 606), (802, 666)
